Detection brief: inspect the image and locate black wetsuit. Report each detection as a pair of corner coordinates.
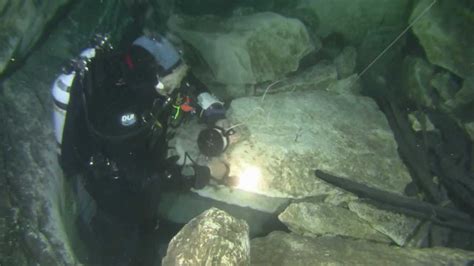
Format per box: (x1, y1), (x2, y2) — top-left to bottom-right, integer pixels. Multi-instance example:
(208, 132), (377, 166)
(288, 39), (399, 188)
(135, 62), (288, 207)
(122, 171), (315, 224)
(60, 46), (169, 189)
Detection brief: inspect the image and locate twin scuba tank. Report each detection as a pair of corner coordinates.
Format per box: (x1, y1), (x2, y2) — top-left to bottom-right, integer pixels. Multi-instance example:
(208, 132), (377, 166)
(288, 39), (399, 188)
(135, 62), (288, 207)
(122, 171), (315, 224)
(52, 46), (98, 153)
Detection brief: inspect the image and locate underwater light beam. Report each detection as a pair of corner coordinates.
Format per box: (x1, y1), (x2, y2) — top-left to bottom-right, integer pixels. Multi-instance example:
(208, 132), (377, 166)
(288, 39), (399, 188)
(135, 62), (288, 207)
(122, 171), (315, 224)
(237, 165), (261, 192)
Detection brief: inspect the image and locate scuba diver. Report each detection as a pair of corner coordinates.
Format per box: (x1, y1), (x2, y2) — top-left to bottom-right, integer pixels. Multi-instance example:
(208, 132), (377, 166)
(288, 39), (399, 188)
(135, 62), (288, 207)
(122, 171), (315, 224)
(53, 33), (227, 192)
(51, 32), (234, 264)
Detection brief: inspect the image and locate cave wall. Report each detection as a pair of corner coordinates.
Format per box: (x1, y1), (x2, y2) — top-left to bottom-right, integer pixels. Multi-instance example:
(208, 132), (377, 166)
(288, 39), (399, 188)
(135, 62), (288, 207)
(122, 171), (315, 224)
(0, 0), (138, 264)
(0, 0), (72, 75)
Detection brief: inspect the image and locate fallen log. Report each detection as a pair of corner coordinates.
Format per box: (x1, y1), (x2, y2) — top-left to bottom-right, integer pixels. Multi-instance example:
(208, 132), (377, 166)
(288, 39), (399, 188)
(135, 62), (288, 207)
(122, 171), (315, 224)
(377, 97), (444, 204)
(314, 169), (474, 233)
(427, 111), (474, 214)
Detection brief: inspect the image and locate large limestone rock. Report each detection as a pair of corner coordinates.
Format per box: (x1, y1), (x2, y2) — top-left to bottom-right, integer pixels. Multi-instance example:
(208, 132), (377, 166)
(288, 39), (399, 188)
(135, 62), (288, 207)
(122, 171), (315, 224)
(224, 90), (412, 198)
(430, 71), (461, 103)
(250, 231), (474, 265)
(295, 0), (411, 95)
(296, 0), (411, 44)
(411, 0), (474, 79)
(444, 77), (474, 113)
(162, 208), (250, 266)
(348, 200), (421, 246)
(254, 62), (338, 96)
(402, 56), (436, 108)
(157, 190), (286, 238)
(334, 46), (357, 79)
(168, 12), (316, 95)
(0, 0), (70, 74)
(278, 202), (390, 243)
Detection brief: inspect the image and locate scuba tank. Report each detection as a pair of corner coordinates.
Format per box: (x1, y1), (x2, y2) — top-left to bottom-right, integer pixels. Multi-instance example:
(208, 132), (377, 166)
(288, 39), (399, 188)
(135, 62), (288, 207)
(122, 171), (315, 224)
(52, 71), (76, 148)
(52, 34), (110, 153)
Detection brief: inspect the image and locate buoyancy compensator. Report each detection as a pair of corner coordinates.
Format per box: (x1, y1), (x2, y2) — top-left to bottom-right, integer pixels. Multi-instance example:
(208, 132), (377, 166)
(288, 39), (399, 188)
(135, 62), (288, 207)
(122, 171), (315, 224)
(57, 35), (178, 184)
(81, 46), (170, 184)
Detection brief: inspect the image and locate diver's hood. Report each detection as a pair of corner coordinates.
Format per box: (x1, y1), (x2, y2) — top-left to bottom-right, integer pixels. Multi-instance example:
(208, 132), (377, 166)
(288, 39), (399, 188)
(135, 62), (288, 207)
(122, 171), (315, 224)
(132, 35), (181, 74)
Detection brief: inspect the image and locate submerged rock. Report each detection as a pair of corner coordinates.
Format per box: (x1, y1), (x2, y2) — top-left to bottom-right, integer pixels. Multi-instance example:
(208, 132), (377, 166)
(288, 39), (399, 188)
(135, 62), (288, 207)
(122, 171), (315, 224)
(254, 62), (338, 96)
(296, 0), (411, 45)
(278, 202), (390, 243)
(225, 89), (412, 198)
(430, 71), (460, 103)
(411, 0), (474, 79)
(157, 191), (285, 238)
(250, 231), (474, 265)
(193, 186), (289, 214)
(334, 46), (357, 79)
(168, 12), (316, 97)
(162, 208), (250, 266)
(348, 200), (421, 246)
(326, 74), (361, 95)
(402, 56), (436, 108)
(444, 77), (474, 113)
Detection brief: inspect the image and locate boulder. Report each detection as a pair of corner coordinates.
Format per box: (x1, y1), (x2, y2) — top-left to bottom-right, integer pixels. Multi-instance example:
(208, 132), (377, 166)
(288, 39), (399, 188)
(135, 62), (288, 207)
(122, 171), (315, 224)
(157, 191), (286, 238)
(348, 200), (421, 246)
(168, 12), (316, 96)
(294, 0), (411, 95)
(430, 71), (461, 103)
(254, 62), (338, 96)
(444, 77), (474, 112)
(193, 186), (289, 214)
(224, 89), (412, 198)
(402, 56), (436, 108)
(411, 0), (474, 79)
(162, 208), (250, 266)
(278, 202), (390, 243)
(326, 74), (361, 95)
(241, 52), (352, 99)
(296, 0), (411, 44)
(334, 46), (357, 79)
(250, 231), (474, 265)
(0, 0), (70, 74)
